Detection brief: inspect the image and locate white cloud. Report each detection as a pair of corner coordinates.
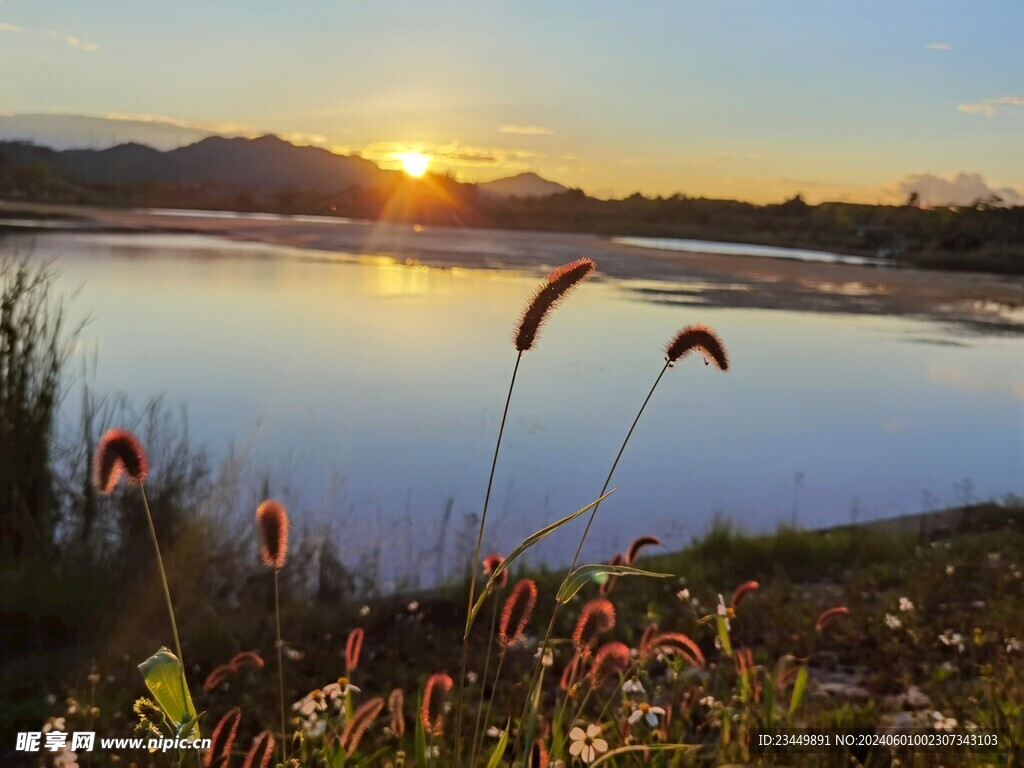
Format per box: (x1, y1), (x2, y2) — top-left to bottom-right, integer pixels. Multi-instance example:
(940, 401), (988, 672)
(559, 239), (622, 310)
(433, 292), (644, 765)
(65, 34), (99, 51)
(498, 124), (555, 136)
(890, 171), (1023, 207)
(925, 42), (950, 50)
(957, 95), (1024, 116)
(0, 21), (23, 33)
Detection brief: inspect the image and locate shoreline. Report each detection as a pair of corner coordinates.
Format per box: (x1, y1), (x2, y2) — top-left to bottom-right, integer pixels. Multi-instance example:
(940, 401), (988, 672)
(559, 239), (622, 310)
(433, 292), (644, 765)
(3, 200), (1022, 332)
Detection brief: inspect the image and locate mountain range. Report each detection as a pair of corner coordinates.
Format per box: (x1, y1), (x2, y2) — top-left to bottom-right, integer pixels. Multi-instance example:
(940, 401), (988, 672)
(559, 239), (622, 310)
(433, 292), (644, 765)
(0, 134), (568, 200)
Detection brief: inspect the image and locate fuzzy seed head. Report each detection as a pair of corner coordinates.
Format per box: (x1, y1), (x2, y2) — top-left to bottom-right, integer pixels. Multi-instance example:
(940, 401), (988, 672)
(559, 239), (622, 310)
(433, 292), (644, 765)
(421, 672), (453, 737)
(625, 535), (661, 565)
(203, 664), (235, 692)
(499, 578), (538, 646)
(242, 732), (275, 768)
(513, 258), (595, 351)
(94, 428), (148, 493)
(638, 622), (659, 656)
(815, 606), (850, 632)
(388, 688), (405, 739)
(729, 580), (759, 610)
(643, 631), (706, 668)
(345, 627), (364, 673)
(204, 707), (241, 768)
(590, 641), (631, 685)
(230, 651), (265, 670)
(664, 324), (729, 370)
(255, 499), (289, 570)
(341, 696), (384, 756)
(482, 552), (509, 589)
(573, 598), (616, 657)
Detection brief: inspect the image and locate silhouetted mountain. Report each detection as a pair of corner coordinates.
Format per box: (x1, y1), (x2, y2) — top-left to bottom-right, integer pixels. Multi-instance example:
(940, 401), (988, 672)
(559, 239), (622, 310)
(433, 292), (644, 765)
(0, 135), (391, 194)
(478, 171), (568, 199)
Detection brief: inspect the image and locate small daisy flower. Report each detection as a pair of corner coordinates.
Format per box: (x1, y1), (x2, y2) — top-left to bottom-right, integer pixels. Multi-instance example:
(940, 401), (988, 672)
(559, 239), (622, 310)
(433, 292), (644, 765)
(945, 564), (955, 576)
(486, 726), (502, 738)
(676, 589), (690, 602)
(466, 671), (479, 685)
(622, 678), (645, 697)
(568, 724), (608, 763)
(1006, 637), (1021, 653)
(359, 605), (371, 617)
(293, 690), (328, 717)
(407, 601), (420, 612)
(884, 614), (902, 630)
(932, 711), (957, 731)
(899, 597), (914, 613)
(627, 702), (666, 727)
(699, 695), (717, 707)
(323, 677), (361, 699)
(535, 646), (554, 667)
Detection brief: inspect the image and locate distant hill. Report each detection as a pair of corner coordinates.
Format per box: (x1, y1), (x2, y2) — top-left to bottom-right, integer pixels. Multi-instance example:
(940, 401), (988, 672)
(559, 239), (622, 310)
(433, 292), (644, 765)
(0, 135), (391, 195)
(478, 172), (568, 199)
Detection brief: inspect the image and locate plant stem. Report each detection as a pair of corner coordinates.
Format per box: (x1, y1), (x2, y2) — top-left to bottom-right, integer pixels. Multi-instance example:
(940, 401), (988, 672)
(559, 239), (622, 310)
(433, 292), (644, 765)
(139, 485), (201, 768)
(511, 362), (670, 758)
(470, 647), (508, 766)
(274, 568), (286, 766)
(455, 350), (523, 766)
(469, 598), (501, 765)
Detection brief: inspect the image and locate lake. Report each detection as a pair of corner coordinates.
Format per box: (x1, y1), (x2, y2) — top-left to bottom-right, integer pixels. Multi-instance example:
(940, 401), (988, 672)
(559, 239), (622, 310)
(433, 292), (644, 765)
(7, 226), (1023, 587)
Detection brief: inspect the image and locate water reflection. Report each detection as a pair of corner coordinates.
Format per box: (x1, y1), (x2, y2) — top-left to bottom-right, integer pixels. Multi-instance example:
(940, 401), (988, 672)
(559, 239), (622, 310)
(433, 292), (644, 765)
(14, 231), (1024, 586)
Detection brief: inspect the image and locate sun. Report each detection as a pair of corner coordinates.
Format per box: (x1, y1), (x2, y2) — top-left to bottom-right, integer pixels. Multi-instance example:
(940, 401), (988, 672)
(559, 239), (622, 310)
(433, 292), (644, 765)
(397, 151), (431, 178)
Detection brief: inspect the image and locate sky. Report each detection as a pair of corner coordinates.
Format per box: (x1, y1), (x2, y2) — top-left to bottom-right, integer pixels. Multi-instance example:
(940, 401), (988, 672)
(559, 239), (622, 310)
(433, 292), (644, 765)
(1, 0), (1022, 204)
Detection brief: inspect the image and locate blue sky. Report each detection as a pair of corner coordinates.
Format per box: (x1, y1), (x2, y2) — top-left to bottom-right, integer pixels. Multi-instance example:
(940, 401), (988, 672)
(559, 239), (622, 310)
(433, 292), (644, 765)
(1, 0), (1021, 202)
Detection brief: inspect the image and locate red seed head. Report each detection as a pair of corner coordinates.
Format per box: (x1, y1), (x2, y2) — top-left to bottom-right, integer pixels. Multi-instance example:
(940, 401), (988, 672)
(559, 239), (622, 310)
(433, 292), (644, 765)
(389, 688), (405, 739)
(664, 324), (729, 370)
(242, 731), (275, 768)
(530, 740), (550, 768)
(345, 627), (364, 673)
(94, 428), (148, 493)
(204, 707), (241, 768)
(482, 552), (509, 589)
(421, 672), (453, 737)
(341, 696), (384, 756)
(643, 632), (706, 668)
(559, 651), (580, 691)
(590, 642), (631, 685)
(573, 598), (616, 657)
(815, 606), (850, 632)
(730, 580), (760, 611)
(230, 651), (265, 670)
(513, 258), (595, 352)
(599, 553), (623, 596)
(255, 500), (289, 570)
(625, 535), (661, 565)
(638, 622), (659, 656)
(203, 664), (235, 692)
(499, 578), (538, 647)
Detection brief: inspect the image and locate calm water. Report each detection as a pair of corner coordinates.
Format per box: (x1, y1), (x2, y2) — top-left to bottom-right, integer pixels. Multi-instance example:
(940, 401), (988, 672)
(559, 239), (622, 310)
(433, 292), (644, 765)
(12, 231), (1024, 584)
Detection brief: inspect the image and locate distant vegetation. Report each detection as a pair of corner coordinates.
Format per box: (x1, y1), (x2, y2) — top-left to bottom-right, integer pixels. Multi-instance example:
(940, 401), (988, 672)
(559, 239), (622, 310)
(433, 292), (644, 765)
(2, 136), (1022, 274)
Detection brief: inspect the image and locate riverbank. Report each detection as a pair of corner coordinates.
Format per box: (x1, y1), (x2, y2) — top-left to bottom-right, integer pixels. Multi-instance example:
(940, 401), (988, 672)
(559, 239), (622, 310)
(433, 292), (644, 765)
(3, 201), (1022, 333)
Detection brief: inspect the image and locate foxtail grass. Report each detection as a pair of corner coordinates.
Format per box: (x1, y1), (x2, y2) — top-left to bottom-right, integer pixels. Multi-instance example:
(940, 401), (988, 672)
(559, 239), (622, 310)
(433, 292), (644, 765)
(454, 258), (595, 765)
(255, 499), (290, 765)
(512, 323), (729, 758)
(95, 429), (193, 745)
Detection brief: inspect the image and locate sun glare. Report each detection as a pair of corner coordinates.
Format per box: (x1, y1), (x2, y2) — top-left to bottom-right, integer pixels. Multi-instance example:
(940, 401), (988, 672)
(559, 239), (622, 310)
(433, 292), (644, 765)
(397, 151), (431, 178)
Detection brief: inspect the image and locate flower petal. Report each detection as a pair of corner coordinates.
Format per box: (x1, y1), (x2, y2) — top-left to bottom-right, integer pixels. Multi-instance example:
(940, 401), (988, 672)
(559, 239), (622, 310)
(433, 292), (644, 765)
(569, 741), (584, 757)
(592, 739), (608, 753)
(628, 710), (642, 724)
(569, 727), (586, 742)
(586, 724), (602, 739)
(581, 745), (595, 763)
(646, 712), (658, 726)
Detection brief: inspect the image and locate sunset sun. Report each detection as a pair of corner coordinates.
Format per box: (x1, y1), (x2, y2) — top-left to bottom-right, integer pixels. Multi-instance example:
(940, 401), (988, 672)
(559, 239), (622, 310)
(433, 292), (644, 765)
(397, 151), (430, 177)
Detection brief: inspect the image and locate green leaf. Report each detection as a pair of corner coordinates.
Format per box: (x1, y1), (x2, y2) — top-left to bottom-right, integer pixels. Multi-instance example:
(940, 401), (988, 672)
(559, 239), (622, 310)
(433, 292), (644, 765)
(589, 744), (698, 768)
(332, 745), (347, 768)
(789, 664), (809, 717)
(137, 647), (199, 739)
(715, 615), (733, 657)
(556, 564), (672, 603)
(484, 721), (509, 768)
(415, 693), (428, 768)
(521, 666), (545, 764)
(464, 489), (617, 634)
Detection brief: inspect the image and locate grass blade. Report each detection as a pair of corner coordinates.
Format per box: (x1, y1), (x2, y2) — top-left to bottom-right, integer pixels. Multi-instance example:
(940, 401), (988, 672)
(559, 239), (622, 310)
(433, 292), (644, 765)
(484, 721), (509, 768)
(464, 489), (617, 634)
(556, 564), (672, 603)
(789, 664), (809, 717)
(589, 744), (698, 768)
(415, 693), (428, 768)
